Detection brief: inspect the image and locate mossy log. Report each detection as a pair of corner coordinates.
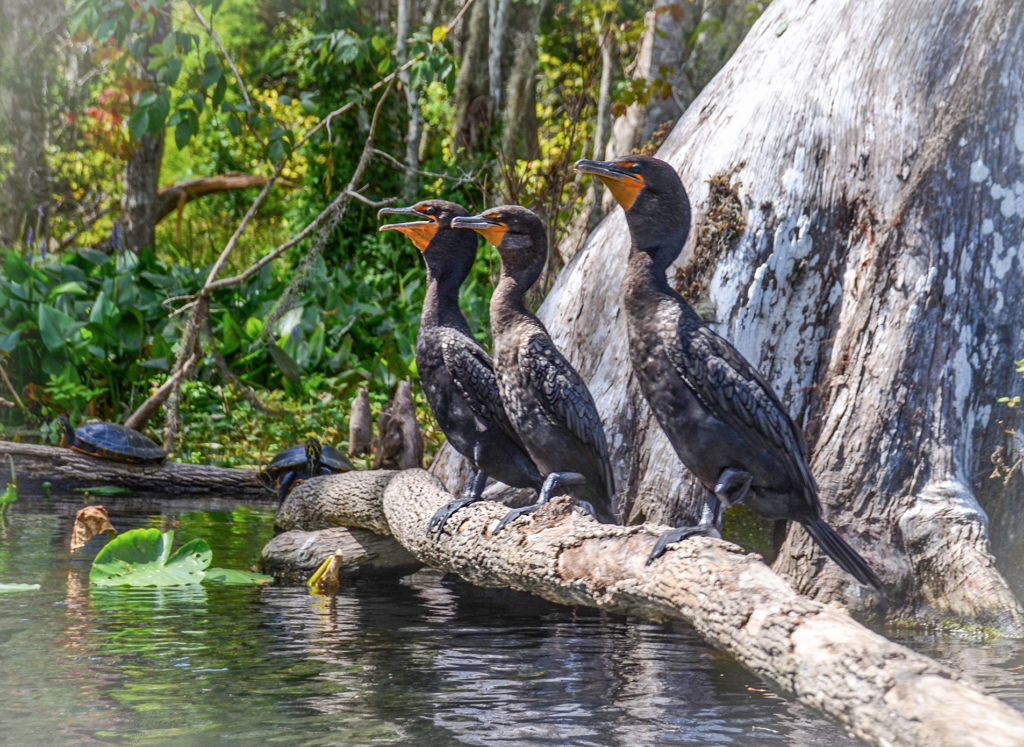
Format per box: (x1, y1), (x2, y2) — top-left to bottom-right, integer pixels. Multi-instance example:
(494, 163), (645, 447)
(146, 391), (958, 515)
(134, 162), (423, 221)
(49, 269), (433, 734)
(0, 441), (266, 498)
(271, 468), (1024, 747)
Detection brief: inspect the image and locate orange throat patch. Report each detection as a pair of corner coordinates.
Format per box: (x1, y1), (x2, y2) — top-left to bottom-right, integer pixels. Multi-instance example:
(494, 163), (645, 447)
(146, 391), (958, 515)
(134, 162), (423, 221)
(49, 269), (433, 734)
(382, 221), (438, 251)
(601, 174), (644, 210)
(472, 223), (508, 247)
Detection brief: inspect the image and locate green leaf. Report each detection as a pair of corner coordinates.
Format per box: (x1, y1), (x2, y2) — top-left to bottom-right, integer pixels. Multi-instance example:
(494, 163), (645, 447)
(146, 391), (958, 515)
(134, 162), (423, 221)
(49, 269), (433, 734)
(204, 568), (273, 585)
(227, 114), (241, 135)
(73, 485), (131, 496)
(48, 281), (88, 299)
(128, 107), (150, 140)
(175, 119), (193, 149)
(37, 303), (78, 352)
(0, 584), (40, 594)
(200, 63), (221, 89)
(90, 529), (212, 587)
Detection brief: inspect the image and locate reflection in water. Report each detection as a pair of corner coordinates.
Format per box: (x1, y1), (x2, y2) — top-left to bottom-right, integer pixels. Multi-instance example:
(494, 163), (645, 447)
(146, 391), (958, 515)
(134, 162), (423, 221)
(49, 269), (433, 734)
(0, 493), (1021, 744)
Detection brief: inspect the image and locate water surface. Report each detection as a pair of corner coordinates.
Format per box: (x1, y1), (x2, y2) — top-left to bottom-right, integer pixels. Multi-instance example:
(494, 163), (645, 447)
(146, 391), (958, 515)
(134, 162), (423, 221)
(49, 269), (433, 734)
(1, 492), (1020, 745)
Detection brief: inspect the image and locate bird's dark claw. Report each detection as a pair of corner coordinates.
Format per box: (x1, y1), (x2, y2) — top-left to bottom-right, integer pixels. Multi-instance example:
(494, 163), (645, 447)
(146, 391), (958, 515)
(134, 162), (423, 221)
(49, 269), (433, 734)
(427, 495), (481, 536)
(644, 523), (721, 566)
(574, 499), (598, 520)
(493, 503), (542, 535)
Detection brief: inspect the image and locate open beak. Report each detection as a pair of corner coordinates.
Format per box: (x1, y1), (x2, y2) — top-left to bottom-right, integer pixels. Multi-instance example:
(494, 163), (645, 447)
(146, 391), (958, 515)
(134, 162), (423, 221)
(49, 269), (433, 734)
(378, 205), (438, 251)
(451, 214), (508, 247)
(574, 158), (645, 210)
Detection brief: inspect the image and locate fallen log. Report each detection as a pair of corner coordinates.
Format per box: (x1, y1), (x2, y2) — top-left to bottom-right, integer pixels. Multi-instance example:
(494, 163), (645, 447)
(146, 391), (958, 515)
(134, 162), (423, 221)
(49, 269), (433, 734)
(260, 526), (421, 581)
(272, 468), (1024, 747)
(0, 441), (266, 498)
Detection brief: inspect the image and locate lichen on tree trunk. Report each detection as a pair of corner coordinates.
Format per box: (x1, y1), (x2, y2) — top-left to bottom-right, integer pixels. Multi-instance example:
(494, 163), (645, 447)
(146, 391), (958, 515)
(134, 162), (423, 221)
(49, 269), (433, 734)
(433, 0), (1024, 627)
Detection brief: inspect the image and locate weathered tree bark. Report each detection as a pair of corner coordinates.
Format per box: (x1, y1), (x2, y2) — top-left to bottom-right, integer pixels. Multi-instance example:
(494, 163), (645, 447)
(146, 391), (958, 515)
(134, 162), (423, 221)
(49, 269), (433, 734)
(450, 0), (541, 163)
(121, 10), (170, 253)
(0, 0), (64, 246)
(267, 468), (1024, 746)
(260, 526), (421, 581)
(433, 0), (1024, 627)
(0, 441), (265, 498)
(276, 470), (400, 534)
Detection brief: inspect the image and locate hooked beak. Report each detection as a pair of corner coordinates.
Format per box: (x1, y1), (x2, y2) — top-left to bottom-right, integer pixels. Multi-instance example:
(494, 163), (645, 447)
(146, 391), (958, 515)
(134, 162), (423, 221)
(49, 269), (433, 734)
(378, 205), (438, 251)
(574, 158), (645, 210)
(451, 214), (507, 247)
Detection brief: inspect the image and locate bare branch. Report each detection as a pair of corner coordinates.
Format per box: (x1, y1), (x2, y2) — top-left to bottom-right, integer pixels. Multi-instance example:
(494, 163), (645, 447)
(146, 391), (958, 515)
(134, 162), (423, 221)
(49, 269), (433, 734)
(346, 189), (395, 208)
(186, 0), (252, 109)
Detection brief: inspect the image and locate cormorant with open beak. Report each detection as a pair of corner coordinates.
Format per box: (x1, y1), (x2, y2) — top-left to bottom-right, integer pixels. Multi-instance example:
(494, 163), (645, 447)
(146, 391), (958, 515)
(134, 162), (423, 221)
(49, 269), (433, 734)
(379, 200), (543, 533)
(451, 205), (616, 531)
(575, 155), (882, 590)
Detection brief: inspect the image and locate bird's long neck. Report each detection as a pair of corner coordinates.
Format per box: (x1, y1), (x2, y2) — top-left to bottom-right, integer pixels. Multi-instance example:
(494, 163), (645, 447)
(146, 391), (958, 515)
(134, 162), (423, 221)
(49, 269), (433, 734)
(490, 266), (539, 336)
(422, 267), (471, 332)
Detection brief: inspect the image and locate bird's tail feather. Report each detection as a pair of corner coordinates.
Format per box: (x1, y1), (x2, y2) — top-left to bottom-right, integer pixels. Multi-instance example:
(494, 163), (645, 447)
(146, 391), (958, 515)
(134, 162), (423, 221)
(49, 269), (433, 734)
(803, 519), (883, 592)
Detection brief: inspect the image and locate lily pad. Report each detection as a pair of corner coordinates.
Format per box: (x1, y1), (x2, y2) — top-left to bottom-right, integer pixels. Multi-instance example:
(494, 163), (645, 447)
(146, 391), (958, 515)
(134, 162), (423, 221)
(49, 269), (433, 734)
(0, 583), (40, 594)
(90, 529), (212, 587)
(204, 567), (273, 585)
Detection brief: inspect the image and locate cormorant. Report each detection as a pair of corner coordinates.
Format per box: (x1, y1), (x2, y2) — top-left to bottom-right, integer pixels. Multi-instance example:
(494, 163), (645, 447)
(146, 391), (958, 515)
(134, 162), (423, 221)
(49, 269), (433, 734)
(575, 155), (882, 590)
(451, 205), (617, 531)
(379, 200), (543, 532)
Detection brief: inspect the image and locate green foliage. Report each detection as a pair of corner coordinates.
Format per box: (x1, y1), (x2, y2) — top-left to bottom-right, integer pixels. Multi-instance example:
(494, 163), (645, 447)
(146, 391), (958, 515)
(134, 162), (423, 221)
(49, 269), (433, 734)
(997, 358), (1024, 408)
(0, 455), (17, 515)
(89, 527), (271, 587)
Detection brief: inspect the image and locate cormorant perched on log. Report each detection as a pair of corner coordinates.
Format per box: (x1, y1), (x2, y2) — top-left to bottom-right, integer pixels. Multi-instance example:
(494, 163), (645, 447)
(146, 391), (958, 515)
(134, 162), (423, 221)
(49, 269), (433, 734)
(379, 200), (543, 533)
(575, 155), (882, 591)
(451, 205), (617, 531)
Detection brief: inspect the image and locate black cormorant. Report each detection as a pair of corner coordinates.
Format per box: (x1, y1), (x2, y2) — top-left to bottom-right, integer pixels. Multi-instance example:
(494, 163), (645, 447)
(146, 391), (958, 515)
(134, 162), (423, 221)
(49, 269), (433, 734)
(451, 205), (616, 531)
(379, 200), (543, 533)
(575, 155), (882, 590)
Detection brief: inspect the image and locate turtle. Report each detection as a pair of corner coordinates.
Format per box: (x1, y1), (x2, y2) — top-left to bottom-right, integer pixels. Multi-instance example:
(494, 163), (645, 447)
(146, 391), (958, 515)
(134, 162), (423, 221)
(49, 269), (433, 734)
(56, 414), (167, 464)
(257, 437), (353, 506)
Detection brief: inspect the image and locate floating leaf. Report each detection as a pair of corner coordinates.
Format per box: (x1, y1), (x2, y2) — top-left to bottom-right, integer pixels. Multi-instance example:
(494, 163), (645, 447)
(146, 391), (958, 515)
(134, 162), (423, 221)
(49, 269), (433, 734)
(70, 505), (116, 553)
(90, 529), (211, 587)
(204, 568), (273, 585)
(0, 583), (40, 594)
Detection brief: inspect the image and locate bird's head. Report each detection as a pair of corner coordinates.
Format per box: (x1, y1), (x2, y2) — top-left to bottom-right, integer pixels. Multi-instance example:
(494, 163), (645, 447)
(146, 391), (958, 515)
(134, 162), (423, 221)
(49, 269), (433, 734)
(574, 155), (691, 259)
(451, 205), (546, 279)
(377, 199), (468, 251)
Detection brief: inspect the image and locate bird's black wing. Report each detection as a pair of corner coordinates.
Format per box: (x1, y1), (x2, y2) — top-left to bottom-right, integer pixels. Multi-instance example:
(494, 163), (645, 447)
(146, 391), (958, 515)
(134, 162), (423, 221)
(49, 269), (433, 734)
(440, 331), (520, 440)
(662, 304), (816, 494)
(524, 333), (615, 495)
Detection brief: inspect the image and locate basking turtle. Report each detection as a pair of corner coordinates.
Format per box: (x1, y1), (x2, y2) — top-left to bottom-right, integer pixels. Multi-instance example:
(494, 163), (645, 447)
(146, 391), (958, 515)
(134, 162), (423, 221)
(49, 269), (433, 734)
(56, 414), (166, 465)
(258, 437), (353, 505)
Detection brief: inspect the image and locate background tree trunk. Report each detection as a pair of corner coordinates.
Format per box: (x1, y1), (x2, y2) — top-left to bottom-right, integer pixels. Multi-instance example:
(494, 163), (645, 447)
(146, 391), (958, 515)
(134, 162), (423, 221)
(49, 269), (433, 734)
(120, 10), (171, 253)
(0, 0), (64, 247)
(434, 0), (1024, 626)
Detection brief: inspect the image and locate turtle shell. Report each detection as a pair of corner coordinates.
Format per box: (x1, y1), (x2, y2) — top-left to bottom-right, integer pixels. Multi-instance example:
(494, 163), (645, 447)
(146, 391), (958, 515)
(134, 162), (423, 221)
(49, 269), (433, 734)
(70, 422), (166, 464)
(319, 444), (354, 473)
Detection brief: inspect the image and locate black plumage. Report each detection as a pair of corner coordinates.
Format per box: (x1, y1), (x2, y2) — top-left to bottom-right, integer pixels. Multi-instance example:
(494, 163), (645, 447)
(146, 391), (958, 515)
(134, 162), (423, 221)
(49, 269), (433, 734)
(379, 200), (542, 533)
(575, 155), (882, 591)
(451, 205), (616, 530)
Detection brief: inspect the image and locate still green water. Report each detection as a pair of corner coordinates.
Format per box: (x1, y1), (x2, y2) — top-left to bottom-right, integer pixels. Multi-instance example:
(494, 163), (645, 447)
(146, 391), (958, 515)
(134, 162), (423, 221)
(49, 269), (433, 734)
(1, 492), (1021, 745)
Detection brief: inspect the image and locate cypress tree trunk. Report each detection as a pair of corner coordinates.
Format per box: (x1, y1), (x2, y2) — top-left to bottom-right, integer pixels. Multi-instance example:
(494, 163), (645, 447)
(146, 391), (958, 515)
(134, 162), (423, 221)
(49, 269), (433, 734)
(434, 0), (1024, 628)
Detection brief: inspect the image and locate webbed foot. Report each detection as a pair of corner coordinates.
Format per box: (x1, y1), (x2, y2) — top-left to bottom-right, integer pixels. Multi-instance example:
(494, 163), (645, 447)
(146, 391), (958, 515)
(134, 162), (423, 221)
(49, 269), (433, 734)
(492, 503), (544, 535)
(645, 522), (721, 566)
(427, 495), (482, 536)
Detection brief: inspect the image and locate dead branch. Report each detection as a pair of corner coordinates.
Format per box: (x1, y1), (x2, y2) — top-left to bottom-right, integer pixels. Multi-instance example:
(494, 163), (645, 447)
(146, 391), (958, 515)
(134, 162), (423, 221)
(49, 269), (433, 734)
(153, 171), (297, 228)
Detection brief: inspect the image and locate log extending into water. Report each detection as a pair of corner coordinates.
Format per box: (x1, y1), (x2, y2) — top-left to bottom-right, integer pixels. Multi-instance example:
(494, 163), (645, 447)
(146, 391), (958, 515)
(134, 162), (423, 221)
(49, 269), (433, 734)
(261, 526), (421, 581)
(0, 441), (266, 498)
(275, 468), (1024, 747)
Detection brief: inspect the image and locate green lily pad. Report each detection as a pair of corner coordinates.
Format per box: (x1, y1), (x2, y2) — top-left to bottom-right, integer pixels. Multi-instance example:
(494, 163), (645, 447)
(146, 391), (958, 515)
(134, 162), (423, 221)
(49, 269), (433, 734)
(204, 567), (273, 585)
(90, 529), (212, 587)
(0, 583), (40, 594)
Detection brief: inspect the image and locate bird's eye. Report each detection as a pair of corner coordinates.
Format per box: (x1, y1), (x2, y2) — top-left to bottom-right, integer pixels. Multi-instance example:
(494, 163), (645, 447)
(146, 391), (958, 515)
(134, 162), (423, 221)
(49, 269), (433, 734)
(426, 207), (435, 214)
(631, 164), (641, 174)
